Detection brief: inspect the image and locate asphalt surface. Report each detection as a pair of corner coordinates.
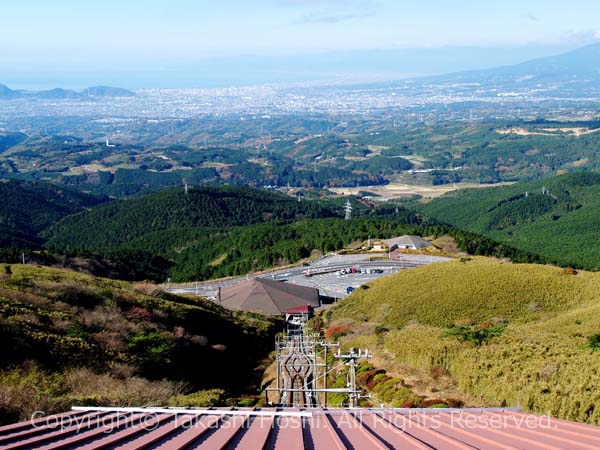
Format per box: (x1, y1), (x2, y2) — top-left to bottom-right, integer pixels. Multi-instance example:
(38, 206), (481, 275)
(167, 253), (452, 299)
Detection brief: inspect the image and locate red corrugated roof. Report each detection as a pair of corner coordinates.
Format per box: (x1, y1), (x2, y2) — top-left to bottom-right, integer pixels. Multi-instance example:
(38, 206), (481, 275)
(285, 304), (313, 315)
(1, 407), (599, 449)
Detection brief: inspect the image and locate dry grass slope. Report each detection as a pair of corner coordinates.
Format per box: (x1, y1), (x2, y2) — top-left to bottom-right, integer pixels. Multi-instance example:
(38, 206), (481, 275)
(333, 257), (600, 326)
(329, 257), (600, 424)
(0, 264), (276, 424)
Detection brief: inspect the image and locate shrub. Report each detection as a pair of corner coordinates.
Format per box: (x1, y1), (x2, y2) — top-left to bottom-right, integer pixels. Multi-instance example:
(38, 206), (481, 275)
(54, 284), (104, 308)
(586, 333), (600, 352)
(168, 389), (225, 407)
(128, 332), (174, 375)
(446, 398), (465, 408)
(66, 320), (88, 339)
(308, 316), (324, 333)
(126, 307), (152, 323)
(94, 331), (127, 353)
(431, 366), (450, 380)
(190, 335), (208, 346)
(211, 344), (227, 352)
(236, 397), (257, 407)
(357, 369), (387, 390)
(442, 322), (507, 347)
(420, 399), (448, 408)
(374, 325), (389, 335)
(325, 326), (350, 341)
(0, 363), (67, 425)
(63, 367), (181, 406)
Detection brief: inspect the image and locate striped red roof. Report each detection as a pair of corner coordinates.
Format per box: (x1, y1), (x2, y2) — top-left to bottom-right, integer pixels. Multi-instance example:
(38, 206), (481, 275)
(1, 407), (599, 449)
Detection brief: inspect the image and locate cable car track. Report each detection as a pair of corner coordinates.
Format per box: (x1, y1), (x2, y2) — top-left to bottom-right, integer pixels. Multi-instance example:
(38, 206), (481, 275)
(279, 332), (316, 407)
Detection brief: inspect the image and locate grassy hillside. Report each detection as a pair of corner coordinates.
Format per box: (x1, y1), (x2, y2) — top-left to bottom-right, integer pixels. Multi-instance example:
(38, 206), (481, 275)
(328, 257), (600, 423)
(419, 171), (600, 270)
(0, 263), (277, 424)
(0, 179), (105, 248)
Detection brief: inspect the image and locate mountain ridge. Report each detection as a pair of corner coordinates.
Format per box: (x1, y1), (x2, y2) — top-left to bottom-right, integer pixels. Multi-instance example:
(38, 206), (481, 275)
(0, 84), (136, 100)
(418, 171), (600, 269)
(410, 43), (600, 93)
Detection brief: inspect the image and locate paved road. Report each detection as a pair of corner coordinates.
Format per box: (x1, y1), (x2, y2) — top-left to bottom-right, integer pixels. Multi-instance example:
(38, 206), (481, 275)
(166, 253), (452, 299)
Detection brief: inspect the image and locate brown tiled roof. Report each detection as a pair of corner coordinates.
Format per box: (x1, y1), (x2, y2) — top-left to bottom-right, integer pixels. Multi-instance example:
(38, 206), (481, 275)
(216, 278), (320, 316)
(1, 407), (599, 449)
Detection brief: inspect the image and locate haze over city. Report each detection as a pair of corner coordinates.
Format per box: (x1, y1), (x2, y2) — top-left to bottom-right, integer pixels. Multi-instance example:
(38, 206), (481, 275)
(3, 0), (600, 88)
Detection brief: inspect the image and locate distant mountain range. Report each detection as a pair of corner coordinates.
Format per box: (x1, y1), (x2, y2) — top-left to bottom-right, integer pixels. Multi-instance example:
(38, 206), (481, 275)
(0, 84), (136, 100)
(425, 43), (600, 84)
(2, 44), (600, 94)
(381, 43), (600, 96)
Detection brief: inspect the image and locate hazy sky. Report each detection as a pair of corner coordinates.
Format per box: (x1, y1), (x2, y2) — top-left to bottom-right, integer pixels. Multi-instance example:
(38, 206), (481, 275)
(2, 0), (600, 88)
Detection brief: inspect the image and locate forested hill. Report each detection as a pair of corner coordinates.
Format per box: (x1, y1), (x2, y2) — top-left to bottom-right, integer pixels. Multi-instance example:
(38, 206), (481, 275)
(44, 185), (337, 250)
(419, 171), (600, 269)
(0, 179), (105, 248)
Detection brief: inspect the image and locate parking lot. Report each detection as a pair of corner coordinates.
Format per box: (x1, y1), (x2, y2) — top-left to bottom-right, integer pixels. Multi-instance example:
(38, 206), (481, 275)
(275, 253), (452, 300)
(168, 253), (452, 300)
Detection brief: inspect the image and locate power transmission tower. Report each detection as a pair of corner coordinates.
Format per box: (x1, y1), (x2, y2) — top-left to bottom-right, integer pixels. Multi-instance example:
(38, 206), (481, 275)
(344, 200), (353, 221)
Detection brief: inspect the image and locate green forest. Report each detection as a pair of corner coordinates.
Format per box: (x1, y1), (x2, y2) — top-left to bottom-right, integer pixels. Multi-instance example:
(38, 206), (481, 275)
(419, 171), (600, 269)
(43, 184), (542, 282)
(0, 179), (105, 248)
(0, 179), (544, 282)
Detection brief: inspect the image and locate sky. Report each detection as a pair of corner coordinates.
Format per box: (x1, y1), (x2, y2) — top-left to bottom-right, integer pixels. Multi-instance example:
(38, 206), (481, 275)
(2, 0), (600, 88)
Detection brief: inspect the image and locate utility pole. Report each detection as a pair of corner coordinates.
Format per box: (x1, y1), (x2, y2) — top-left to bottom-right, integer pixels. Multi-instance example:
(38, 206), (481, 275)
(22, 253), (25, 265)
(324, 342), (328, 406)
(335, 347), (372, 408)
(266, 314), (372, 408)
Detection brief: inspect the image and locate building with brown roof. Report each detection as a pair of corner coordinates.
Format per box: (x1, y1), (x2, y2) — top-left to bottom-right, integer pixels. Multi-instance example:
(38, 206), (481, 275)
(216, 278), (320, 316)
